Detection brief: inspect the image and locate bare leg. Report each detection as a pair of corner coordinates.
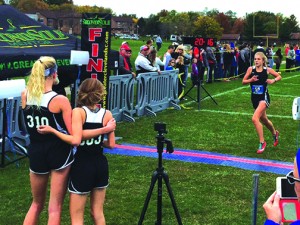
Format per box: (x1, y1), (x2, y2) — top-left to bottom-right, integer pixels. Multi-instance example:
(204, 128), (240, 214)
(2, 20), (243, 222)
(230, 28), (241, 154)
(48, 166), (71, 225)
(23, 172), (49, 225)
(70, 193), (88, 225)
(252, 101), (267, 143)
(90, 188), (106, 225)
(260, 110), (276, 136)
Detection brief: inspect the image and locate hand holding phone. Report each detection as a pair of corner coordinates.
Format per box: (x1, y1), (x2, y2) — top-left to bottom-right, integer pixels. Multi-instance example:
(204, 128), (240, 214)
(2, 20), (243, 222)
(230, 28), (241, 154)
(276, 177), (300, 223)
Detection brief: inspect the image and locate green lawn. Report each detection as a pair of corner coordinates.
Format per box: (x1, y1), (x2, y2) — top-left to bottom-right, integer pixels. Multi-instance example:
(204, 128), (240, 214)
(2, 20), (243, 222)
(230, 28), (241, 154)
(1, 39), (299, 225)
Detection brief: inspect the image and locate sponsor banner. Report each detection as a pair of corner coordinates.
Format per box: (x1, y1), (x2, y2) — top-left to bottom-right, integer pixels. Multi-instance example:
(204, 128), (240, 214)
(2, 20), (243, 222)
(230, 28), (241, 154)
(0, 5), (79, 83)
(81, 13), (112, 108)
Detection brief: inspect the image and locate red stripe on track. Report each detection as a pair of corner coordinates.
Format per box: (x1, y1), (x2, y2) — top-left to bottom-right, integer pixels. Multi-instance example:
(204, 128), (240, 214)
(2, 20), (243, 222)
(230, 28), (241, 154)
(115, 144), (293, 170)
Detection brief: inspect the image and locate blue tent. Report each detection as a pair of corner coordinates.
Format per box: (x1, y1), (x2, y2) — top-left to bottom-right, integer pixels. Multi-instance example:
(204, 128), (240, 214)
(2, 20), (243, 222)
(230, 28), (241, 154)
(0, 4), (79, 90)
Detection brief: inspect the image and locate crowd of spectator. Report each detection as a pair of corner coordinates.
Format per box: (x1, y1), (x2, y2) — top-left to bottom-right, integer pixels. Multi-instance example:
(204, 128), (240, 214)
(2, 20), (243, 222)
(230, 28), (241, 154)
(117, 39), (300, 100)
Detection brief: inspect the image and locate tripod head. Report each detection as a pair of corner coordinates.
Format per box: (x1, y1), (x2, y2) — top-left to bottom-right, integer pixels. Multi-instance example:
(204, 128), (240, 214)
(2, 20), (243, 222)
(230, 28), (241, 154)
(154, 122), (174, 154)
(154, 122), (167, 135)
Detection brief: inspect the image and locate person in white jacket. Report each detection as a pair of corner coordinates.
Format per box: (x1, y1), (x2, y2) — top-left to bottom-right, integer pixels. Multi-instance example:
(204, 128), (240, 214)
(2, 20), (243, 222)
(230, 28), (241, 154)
(135, 45), (159, 75)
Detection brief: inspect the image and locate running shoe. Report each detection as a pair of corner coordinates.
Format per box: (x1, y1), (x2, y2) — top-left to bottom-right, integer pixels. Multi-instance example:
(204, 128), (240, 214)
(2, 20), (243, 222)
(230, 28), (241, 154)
(257, 142), (267, 154)
(273, 130), (279, 147)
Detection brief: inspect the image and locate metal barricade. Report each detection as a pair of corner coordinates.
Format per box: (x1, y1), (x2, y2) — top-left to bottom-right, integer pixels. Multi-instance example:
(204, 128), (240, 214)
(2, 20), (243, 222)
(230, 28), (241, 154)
(108, 74), (135, 122)
(135, 70), (181, 117)
(0, 97), (30, 148)
(1, 97), (29, 167)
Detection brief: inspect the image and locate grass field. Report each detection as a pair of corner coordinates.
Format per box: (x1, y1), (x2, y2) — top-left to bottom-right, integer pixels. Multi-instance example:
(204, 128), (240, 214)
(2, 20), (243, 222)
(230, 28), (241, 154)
(1, 39), (300, 225)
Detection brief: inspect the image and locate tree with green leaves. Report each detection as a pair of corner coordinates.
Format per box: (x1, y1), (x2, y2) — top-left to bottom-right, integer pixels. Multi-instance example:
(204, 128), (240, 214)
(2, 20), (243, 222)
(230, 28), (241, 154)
(144, 14), (161, 36)
(44, 0), (72, 4)
(243, 12), (277, 41)
(137, 17), (146, 35)
(16, 0), (48, 11)
(193, 15), (223, 39)
(280, 15), (299, 41)
(75, 5), (112, 14)
(7, 0), (18, 7)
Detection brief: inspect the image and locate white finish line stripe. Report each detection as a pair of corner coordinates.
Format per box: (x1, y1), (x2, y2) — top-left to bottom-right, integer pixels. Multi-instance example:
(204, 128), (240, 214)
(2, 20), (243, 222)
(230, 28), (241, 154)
(198, 109), (292, 119)
(182, 74), (300, 106)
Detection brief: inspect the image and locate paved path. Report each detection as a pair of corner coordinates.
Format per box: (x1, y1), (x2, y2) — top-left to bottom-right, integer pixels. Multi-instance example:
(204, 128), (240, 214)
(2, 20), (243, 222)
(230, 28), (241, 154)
(105, 143), (293, 175)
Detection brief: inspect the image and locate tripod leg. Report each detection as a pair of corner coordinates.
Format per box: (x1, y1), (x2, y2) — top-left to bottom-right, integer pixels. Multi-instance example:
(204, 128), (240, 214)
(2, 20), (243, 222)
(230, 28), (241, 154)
(201, 85), (218, 105)
(138, 171), (158, 225)
(162, 172), (183, 225)
(156, 172), (163, 225)
(197, 83), (201, 110)
(180, 85), (194, 100)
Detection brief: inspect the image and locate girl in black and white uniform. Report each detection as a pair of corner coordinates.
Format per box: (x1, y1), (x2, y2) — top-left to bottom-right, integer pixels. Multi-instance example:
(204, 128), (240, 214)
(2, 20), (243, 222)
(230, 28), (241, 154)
(242, 52), (282, 154)
(38, 78), (116, 225)
(21, 56), (74, 224)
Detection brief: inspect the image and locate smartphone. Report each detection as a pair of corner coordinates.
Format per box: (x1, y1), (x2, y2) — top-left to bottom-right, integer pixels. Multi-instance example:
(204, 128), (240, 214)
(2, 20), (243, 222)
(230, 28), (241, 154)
(276, 177), (299, 223)
(276, 177), (297, 199)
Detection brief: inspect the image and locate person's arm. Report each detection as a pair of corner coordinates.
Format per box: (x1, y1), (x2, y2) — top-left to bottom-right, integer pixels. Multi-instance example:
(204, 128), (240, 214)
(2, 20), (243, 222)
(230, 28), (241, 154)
(263, 191), (282, 225)
(139, 57), (158, 72)
(102, 110), (115, 149)
(21, 89), (27, 109)
(37, 108), (83, 146)
(266, 68), (282, 84)
(156, 57), (164, 66)
(53, 95), (73, 134)
(184, 53), (192, 60)
(162, 54), (167, 66)
(37, 108), (116, 144)
(242, 67), (257, 85)
(82, 117), (116, 140)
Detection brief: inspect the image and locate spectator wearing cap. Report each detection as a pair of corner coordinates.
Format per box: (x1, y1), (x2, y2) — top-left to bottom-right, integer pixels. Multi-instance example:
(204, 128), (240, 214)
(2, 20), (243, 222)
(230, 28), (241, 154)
(122, 41), (129, 46)
(119, 44), (136, 78)
(135, 45), (159, 75)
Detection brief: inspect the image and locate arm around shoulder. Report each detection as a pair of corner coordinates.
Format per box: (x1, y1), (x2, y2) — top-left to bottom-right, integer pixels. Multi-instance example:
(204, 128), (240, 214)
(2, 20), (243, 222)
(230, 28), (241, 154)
(103, 110), (115, 149)
(82, 109), (116, 141)
(37, 108), (83, 146)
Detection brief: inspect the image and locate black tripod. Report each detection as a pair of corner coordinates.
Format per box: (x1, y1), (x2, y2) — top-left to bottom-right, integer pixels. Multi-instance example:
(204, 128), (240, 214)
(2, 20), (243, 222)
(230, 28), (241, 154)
(180, 79), (218, 110)
(138, 122), (182, 225)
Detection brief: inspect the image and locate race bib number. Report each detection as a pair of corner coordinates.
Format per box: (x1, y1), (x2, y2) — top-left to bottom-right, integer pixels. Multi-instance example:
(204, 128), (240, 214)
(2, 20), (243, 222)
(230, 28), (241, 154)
(26, 115), (49, 128)
(251, 85), (264, 94)
(80, 136), (102, 146)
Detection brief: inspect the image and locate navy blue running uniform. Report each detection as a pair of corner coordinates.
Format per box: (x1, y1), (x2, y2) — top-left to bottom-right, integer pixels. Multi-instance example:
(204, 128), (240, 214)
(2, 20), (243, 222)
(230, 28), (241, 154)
(68, 106), (109, 194)
(249, 66), (270, 109)
(23, 91), (73, 174)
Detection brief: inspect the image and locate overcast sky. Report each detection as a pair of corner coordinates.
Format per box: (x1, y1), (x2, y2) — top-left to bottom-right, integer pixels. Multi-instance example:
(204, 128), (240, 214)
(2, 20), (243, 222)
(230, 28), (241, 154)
(73, 0), (300, 23)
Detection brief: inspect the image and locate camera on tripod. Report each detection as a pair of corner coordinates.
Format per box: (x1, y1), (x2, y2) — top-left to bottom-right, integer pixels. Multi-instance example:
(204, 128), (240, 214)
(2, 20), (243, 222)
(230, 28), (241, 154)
(138, 122), (182, 225)
(154, 122), (174, 154)
(154, 122), (167, 134)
